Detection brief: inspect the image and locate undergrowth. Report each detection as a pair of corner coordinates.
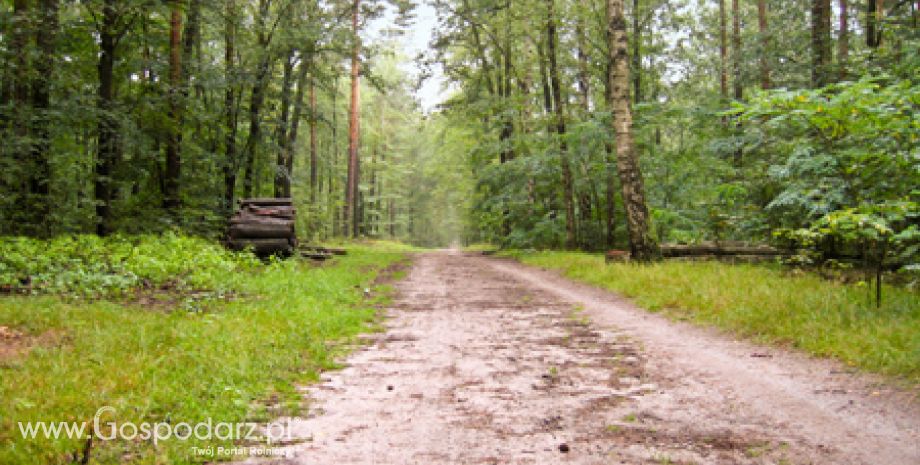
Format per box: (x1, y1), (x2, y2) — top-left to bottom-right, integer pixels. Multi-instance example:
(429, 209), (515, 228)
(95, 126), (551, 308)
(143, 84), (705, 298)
(0, 233), (260, 297)
(0, 235), (408, 464)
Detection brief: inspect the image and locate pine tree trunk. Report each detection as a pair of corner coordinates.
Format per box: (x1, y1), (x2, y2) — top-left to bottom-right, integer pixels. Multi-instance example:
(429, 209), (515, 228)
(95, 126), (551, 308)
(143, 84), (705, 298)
(346, 0), (362, 238)
(164, 0), (183, 215)
(546, 0), (576, 249)
(608, 0), (657, 260)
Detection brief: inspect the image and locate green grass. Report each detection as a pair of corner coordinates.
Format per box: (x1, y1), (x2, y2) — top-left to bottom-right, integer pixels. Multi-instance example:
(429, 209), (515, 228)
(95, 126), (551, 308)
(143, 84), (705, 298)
(0, 240), (407, 464)
(504, 251), (920, 383)
(462, 243), (499, 253)
(321, 238), (426, 253)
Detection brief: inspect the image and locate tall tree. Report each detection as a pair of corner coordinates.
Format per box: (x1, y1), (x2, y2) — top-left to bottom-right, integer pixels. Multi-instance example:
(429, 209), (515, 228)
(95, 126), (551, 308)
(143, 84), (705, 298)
(223, 0), (239, 211)
(93, 0), (131, 235)
(757, 0), (771, 89)
(273, 50), (295, 198)
(838, 0), (849, 79)
(309, 62), (318, 203)
(731, 0), (743, 166)
(346, 0), (362, 237)
(719, 0), (728, 107)
(242, 0), (278, 198)
(632, 0), (641, 104)
(546, 0), (576, 248)
(575, 17), (591, 111)
(164, 0), (183, 215)
(29, 0), (60, 233)
(608, 0), (656, 259)
(9, 0), (30, 226)
(866, 0), (883, 47)
(280, 51), (310, 198)
(811, 0), (833, 86)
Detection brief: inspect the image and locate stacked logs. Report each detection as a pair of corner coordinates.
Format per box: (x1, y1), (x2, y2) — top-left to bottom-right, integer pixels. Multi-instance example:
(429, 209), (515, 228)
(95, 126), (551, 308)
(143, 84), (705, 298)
(227, 198), (296, 256)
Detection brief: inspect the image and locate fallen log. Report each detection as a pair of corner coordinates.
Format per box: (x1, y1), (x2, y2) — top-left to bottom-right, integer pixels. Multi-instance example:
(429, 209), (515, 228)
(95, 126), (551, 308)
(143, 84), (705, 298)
(228, 238), (293, 255)
(239, 197), (293, 207)
(298, 245), (347, 255)
(229, 222), (294, 239)
(227, 198), (297, 257)
(245, 205), (295, 218)
(300, 251), (332, 260)
(229, 214), (293, 226)
(659, 243), (788, 258)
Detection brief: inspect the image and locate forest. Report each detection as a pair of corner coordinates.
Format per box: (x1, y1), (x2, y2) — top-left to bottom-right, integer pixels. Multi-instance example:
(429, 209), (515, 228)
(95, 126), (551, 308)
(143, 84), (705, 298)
(0, 0), (918, 263)
(1, 1), (919, 463)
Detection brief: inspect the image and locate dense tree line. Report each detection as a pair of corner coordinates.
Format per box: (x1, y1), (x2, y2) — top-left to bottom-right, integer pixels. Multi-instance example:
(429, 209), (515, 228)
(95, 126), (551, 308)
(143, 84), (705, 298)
(424, 0), (919, 259)
(0, 0), (419, 240)
(1, 0), (918, 262)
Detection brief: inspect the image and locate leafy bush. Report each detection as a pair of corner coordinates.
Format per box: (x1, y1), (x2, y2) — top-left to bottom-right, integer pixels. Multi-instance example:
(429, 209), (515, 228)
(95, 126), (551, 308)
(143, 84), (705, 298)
(739, 75), (920, 229)
(0, 233), (260, 296)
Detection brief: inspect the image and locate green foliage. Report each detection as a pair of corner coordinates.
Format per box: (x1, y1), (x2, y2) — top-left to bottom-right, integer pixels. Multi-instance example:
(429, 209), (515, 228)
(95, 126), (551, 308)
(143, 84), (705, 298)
(0, 242), (406, 464)
(0, 233), (260, 297)
(740, 76), (920, 227)
(507, 250), (920, 382)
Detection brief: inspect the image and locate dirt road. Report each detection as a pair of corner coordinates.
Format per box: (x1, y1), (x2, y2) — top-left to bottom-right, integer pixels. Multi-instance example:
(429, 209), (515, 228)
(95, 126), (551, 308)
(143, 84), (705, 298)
(252, 251), (919, 465)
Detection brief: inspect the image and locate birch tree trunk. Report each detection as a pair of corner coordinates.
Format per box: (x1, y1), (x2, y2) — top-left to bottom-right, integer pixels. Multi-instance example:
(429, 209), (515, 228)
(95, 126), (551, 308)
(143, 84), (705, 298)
(608, 0), (657, 260)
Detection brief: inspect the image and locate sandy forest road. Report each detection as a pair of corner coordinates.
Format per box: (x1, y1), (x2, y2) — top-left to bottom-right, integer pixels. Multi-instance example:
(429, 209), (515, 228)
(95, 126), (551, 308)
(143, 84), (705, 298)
(253, 251), (919, 465)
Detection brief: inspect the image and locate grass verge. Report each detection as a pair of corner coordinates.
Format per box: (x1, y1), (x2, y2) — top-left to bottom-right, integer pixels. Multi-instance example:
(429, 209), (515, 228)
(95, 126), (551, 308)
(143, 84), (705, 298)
(0, 238), (408, 464)
(503, 250), (920, 383)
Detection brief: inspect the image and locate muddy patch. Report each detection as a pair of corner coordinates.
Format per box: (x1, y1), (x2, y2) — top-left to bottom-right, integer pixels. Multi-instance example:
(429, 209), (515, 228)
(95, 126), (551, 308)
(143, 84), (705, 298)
(0, 325), (67, 363)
